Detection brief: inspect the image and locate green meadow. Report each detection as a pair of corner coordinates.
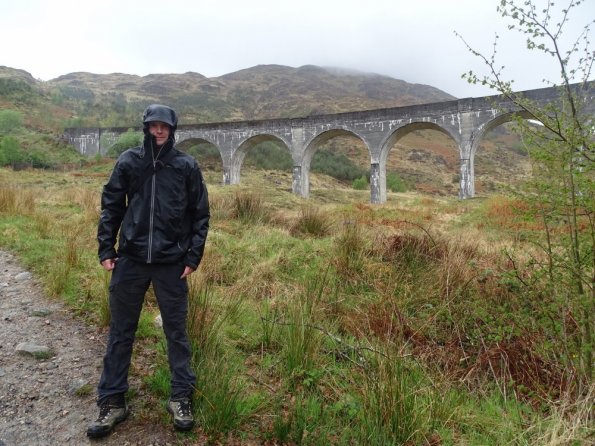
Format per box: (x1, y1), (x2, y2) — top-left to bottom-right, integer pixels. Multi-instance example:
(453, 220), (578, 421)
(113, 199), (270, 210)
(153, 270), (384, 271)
(0, 164), (592, 445)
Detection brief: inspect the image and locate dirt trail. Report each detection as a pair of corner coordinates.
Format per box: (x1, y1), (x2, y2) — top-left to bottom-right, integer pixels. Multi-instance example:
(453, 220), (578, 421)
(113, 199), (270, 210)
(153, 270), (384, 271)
(0, 250), (189, 446)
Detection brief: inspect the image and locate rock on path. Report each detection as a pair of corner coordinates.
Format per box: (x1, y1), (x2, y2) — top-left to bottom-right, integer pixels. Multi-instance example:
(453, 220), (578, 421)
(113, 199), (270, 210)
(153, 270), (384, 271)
(0, 250), (185, 446)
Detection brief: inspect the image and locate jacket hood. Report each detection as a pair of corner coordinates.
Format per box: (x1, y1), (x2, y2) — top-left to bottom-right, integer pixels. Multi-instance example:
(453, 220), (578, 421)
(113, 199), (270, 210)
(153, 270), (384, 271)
(142, 104), (178, 132)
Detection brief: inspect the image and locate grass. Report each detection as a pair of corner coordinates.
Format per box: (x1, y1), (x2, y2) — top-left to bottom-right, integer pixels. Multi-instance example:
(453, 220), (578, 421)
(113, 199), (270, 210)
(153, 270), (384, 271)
(290, 204), (334, 237)
(357, 352), (446, 445)
(230, 190), (270, 224)
(0, 164), (592, 445)
(31, 349), (55, 360)
(280, 277), (325, 380)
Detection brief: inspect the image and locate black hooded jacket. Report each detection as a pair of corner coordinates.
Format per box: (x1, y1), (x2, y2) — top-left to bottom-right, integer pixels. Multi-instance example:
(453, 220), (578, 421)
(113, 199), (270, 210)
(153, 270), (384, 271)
(97, 137), (209, 269)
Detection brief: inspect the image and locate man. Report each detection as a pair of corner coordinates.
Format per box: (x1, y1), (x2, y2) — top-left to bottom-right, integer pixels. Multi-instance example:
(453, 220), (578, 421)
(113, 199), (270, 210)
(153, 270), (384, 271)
(87, 104), (210, 438)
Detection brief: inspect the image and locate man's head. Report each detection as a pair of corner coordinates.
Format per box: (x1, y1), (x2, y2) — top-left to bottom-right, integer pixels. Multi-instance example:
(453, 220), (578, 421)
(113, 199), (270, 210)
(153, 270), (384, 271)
(142, 104), (178, 146)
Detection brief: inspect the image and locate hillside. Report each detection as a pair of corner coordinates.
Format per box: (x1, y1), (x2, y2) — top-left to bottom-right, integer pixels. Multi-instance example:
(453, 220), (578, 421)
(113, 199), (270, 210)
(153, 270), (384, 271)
(0, 64), (454, 127)
(0, 64), (528, 195)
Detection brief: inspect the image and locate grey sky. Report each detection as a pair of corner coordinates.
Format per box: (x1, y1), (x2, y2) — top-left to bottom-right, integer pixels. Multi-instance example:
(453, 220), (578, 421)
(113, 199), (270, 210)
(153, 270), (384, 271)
(1, 0), (593, 98)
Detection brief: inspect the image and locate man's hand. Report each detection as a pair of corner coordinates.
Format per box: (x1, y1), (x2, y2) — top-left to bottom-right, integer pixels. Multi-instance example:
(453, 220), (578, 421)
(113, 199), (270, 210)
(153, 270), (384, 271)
(101, 258), (117, 271)
(180, 266), (195, 279)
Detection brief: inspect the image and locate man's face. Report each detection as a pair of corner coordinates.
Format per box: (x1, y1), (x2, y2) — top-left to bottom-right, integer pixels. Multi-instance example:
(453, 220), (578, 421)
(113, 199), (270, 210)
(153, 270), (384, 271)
(148, 121), (171, 146)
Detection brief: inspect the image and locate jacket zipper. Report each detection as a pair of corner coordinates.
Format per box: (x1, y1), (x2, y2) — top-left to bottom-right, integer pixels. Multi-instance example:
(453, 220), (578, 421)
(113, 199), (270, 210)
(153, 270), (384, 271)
(147, 172), (156, 263)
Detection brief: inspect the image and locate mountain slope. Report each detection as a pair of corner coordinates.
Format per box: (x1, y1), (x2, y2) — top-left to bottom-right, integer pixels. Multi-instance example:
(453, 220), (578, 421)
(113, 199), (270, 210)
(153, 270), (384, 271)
(0, 64), (455, 128)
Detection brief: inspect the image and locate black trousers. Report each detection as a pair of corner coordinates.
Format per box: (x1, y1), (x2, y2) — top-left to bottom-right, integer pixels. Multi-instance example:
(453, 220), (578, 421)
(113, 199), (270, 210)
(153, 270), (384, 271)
(97, 256), (196, 403)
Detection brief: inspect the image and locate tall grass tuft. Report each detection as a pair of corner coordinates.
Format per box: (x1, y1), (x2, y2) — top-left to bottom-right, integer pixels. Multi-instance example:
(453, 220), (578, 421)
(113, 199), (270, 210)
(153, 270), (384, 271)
(333, 220), (368, 284)
(0, 187), (16, 213)
(46, 260), (71, 297)
(45, 239), (70, 298)
(272, 394), (327, 444)
(290, 204), (333, 238)
(187, 281), (225, 362)
(231, 190), (269, 224)
(33, 212), (53, 239)
(46, 230), (82, 298)
(281, 275), (325, 380)
(207, 193), (232, 221)
(194, 354), (263, 435)
(0, 186), (35, 214)
(64, 232), (79, 268)
(78, 188), (101, 223)
(357, 352), (442, 445)
(259, 298), (278, 351)
(526, 385), (595, 445)
(186, 277), (259, 435)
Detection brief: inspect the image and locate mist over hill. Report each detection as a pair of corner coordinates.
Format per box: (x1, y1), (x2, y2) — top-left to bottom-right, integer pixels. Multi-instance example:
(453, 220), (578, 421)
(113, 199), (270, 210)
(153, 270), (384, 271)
(0, 64), (454, 129)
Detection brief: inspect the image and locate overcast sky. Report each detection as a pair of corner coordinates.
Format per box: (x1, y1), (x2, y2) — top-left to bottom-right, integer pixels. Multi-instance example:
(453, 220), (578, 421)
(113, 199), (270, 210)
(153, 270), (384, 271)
(2, 0), (593, 98)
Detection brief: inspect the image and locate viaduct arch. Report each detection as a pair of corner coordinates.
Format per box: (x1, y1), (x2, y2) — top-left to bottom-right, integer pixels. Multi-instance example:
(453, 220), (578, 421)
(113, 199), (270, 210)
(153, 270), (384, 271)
(64, 83), (594, 203)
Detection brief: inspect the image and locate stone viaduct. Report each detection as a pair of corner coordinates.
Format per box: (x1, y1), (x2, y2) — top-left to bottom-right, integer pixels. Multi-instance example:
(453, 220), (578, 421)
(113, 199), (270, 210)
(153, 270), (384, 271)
(64, 82), (594, 203)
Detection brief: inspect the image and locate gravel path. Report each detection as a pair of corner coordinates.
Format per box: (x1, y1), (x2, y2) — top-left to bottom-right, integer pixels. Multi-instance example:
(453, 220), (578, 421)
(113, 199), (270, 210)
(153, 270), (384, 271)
(0, 250), (192, 446)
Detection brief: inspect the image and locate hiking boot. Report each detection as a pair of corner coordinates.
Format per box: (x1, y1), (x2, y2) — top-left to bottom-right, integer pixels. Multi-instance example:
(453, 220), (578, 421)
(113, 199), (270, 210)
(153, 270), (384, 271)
(167, 397), (194, 431)
(86, 397), (129, 438)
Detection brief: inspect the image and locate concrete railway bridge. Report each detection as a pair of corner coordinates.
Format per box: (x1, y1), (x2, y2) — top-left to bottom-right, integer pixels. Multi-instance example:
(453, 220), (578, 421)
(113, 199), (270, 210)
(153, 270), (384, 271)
(64, 83), (593, 203)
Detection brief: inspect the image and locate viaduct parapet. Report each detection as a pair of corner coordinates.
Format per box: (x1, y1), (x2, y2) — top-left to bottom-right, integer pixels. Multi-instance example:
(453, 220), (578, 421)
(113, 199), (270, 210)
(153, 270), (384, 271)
(64, 83), (594, 203)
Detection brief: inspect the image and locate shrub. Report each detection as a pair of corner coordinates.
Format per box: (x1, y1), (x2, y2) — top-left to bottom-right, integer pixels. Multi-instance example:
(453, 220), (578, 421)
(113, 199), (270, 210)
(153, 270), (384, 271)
(185, 143), (221, 168)
(244, 141), (293, 171)
(312, 150), (368, 182)
(386, 171), (408, 192)
(106, 129), (142, 158)
(0, 109), (24, 134)
(0, 78), (32, 98)
(352, 175), (368, 190)
(0, 136), (25, 167)
(27, 149), (52, 169)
